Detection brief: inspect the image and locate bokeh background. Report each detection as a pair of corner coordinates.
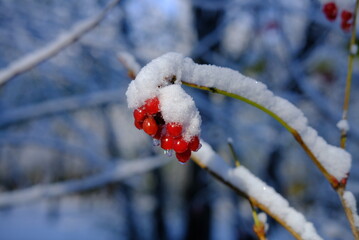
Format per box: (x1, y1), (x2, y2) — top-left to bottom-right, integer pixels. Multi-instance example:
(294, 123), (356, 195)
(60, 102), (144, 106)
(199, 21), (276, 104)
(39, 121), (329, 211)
(0, 0), (358, 239)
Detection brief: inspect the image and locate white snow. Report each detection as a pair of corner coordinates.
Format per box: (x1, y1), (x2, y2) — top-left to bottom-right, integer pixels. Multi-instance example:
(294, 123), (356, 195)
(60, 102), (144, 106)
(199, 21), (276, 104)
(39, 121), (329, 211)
(117, 51), (141, 75)
(337, 119), (350, 132)
(258, 212), (269, 232)
(343, 191), (359, 229)
(159, 85), (201, 141)
(192, 141), (323, 240)
(350, 44), (358, 55)
(128, 52), (351, 181)
(126, 53), (201, 141)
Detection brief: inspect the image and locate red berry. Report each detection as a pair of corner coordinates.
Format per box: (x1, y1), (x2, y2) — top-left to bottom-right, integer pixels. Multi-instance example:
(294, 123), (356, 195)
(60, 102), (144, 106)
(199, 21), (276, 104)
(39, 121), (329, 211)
(341, 10), (353, 22)
(173, 137), (189, 153)
(189, 136), (200, 151)
(166, 122), (183, 137)
(341, 21), (352, 32)
(134, 120), (143, 130)
(143, 117), (158, 136)
(176, 149), (191, 163)
(145, 97), (160, 115)
(133, 107), (146, 122)
(323, 2), (338, 21)
(161, 135), (174, 150)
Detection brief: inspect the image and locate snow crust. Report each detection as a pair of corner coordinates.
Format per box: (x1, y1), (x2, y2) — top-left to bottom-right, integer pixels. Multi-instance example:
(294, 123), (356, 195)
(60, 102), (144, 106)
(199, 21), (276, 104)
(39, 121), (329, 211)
(193, 141), (323, 240)
(337, 119), (350, 132)
(128, 52), (351, 180)
(343, 191), (359, 229)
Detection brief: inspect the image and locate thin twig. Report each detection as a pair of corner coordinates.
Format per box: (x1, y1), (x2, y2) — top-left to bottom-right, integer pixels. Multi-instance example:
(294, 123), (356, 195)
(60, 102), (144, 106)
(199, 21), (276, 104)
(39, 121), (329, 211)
(340, 0), (359, 149)
(0, 0), (121, 87)
(337, 1), (359, 238)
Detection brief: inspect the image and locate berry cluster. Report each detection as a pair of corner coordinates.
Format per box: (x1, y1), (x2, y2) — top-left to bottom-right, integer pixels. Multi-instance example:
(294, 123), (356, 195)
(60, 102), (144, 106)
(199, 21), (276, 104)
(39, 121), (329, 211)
(322, 2), (354, 32)
(133, 96), (201, 163)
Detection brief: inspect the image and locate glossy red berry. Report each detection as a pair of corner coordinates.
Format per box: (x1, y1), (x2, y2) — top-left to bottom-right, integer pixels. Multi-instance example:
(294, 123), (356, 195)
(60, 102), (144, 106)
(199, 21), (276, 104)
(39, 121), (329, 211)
(133, 107), (147, 122)
(176, 149), (191, 163)
(143, 117), (158, 136)
(323, 2), (338, 21)
(189, 136), (200, 151)
(341, 21), (352, 32)
(145, 97), (160, 115)
(134, 120), (143, 130)
(166, 122), (183, 137)
(161, 135), (174, 150)
(341, 10), (353, 22)
(173, 137), (189, 153)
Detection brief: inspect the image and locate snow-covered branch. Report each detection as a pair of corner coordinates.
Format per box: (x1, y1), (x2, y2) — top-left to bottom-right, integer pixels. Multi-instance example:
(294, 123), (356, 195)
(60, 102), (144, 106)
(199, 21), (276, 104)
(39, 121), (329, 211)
(127, 52), (351, 186)
(0, 0), (120, 87)
(0, 89), (122, 128)
(192, 141), (322, 240)
(0, 157), (169, 207)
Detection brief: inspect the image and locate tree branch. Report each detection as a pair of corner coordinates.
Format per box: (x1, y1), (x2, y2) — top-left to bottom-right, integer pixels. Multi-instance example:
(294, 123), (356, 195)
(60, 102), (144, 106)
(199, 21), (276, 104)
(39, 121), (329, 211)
(0, 157), (169, 207)
(0, 0), (120, 87)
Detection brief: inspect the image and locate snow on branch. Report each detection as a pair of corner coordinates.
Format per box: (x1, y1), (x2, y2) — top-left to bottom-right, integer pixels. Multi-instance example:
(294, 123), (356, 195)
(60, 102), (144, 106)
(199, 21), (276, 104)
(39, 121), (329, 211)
(192, 141), (322, 240)
(0, 0), (120, 87)
(343, 191), (359, 230)
(0, 89), (122, 128)
(129, 52), (351, 184)
(0, 157), (169, 208)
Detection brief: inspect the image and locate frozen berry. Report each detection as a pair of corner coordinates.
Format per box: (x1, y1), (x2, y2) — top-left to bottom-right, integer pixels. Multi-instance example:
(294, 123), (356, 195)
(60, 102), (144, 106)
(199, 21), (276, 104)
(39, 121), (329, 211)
(323, 2), (338, 21)
(134, 120), (143, 130)
(143, 116), (158, 136)
(176, 149), (191, 163)
(341, 21), (352, 32)
(166, 122), (183, 137)
(341, 10), (353, 22)
(145, 97), (160, 115)
(161, 135), (174, 150)
(189, 136), (200, 151)
(133, 107), (146, 122)
(173, 137), (189, 153)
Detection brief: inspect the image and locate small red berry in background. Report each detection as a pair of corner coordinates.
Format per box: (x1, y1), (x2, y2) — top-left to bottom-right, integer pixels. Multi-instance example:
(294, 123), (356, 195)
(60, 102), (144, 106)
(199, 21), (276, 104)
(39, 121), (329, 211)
(322, 2), (338, 21)
(133, 107), (147, 122)
(161, 135), (174, 150)
(143, 116), (158, 136)
(173, 137), (189, 153)
(145, 97), (160, 115)
(341, 10), (353, 22)
(341, 21), (353, 32)
(176, 149), (191, 163)
(166, 122), (183, 137)
(188, 136), (200, 151)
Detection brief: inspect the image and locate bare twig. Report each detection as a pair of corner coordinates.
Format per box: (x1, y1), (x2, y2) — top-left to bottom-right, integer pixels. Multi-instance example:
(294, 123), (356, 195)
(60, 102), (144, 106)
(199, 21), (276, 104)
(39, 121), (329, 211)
(0, 0), (120, 87)
(0, 89), (122, 128)
(0, 157), (169, 207)
(340, 0), (359, 149)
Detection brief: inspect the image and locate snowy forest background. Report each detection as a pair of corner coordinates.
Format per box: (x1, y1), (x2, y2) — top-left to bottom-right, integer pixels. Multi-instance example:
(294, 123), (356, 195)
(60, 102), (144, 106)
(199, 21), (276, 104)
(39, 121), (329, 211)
(0, 0), (358, 239)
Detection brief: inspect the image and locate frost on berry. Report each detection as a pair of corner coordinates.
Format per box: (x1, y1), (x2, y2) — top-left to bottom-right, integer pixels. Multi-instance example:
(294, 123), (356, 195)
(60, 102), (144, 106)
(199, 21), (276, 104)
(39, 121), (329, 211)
(126, 52), (201, 163)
